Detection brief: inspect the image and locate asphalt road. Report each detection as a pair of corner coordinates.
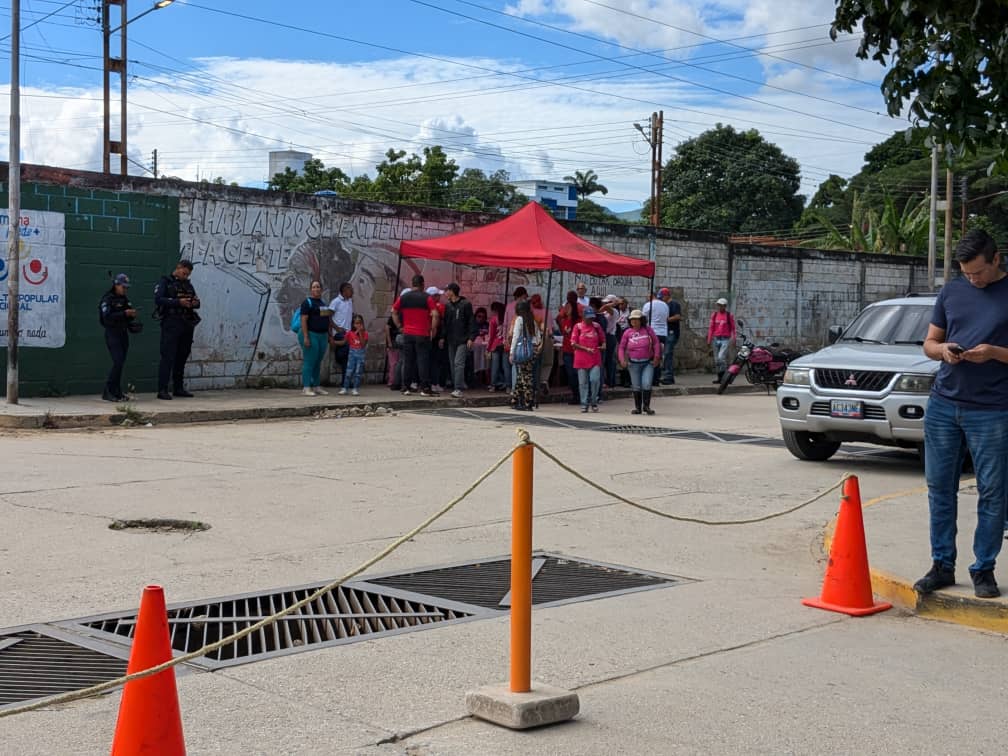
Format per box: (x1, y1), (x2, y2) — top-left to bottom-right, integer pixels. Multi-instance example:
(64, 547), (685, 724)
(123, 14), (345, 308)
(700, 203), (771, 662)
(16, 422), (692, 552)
(1, 393), (1004, 755)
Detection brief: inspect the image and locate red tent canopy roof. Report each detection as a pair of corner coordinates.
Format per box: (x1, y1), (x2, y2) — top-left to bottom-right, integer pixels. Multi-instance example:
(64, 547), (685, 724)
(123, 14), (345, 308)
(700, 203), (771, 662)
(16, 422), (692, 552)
(399, 201), (655, 278)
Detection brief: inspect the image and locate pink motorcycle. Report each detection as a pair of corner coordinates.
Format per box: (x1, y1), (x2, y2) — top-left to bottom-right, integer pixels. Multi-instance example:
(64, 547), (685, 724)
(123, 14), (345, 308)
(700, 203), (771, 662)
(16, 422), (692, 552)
(718, 322), (803, 394)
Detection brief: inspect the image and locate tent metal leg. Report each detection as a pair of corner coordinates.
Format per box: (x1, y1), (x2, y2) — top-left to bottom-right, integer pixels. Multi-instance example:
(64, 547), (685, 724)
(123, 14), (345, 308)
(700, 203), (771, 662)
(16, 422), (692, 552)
(504, 269), (511, 306)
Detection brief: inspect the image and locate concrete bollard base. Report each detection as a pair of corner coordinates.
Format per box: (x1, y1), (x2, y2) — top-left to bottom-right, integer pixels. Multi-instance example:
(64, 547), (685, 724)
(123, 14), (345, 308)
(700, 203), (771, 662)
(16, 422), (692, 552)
(466, 681), (580, 730)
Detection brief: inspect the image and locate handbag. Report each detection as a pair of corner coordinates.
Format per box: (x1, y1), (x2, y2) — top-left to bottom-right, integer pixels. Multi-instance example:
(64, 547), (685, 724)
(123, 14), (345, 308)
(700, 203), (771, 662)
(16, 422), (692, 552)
(513, 332), (534, 364)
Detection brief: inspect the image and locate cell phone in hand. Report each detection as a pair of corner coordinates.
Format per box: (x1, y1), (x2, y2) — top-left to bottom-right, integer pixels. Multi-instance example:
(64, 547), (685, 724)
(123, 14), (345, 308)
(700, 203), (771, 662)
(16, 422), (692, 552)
(949, 345), (965, 355)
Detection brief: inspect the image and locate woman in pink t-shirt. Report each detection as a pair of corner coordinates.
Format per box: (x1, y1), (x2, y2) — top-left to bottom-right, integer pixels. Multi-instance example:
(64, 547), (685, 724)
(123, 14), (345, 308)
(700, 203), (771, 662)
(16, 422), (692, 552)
(617, 308), (661, 415)
(571, 307), (606, 412)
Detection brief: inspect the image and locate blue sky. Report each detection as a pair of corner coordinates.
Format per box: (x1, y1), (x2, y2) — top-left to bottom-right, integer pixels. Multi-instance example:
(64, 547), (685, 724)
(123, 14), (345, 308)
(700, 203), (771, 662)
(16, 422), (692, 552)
(0, 0), (903, 220)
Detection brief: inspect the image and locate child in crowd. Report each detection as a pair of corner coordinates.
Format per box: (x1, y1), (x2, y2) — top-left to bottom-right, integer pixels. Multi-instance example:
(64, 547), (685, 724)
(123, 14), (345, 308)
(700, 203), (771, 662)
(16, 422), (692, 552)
(339, 314), (368, 396)
(487, 301), (507, 391)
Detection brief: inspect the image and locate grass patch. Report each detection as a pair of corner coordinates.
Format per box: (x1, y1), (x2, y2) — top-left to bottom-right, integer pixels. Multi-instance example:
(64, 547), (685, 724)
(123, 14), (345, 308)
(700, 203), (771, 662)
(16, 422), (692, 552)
(115, 402), (148, 426)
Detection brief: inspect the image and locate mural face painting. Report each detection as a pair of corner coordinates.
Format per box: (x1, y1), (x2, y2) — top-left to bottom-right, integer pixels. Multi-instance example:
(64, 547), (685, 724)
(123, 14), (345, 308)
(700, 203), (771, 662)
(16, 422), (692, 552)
(179, 199), (457, 384)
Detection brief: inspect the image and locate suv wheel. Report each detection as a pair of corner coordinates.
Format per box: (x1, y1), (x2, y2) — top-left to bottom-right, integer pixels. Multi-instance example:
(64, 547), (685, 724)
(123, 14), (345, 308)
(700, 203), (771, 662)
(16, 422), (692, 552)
(782, 429), (841, 461)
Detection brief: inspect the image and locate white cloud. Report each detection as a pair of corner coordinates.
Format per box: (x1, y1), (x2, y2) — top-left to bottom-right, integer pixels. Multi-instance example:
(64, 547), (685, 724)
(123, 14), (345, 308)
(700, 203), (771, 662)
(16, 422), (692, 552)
(2, 7), (906, 224)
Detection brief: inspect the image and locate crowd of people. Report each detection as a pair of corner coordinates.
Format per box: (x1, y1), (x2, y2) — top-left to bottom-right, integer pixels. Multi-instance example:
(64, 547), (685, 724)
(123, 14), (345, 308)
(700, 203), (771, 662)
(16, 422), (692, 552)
(378, 276), (733, 414)
(99, 263), (735, 415)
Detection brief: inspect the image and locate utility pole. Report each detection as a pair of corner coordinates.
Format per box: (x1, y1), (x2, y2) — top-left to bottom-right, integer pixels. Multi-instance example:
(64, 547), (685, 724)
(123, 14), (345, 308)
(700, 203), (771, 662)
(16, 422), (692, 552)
(635, 111), (664, 227)
(6, 0), (20, 403)
(151, 148), (158, 179)
(652, 110), (663, 227)
(103, 0), (127, 175)
(943, 168), (953, 283)
(927, 143), (938, 291)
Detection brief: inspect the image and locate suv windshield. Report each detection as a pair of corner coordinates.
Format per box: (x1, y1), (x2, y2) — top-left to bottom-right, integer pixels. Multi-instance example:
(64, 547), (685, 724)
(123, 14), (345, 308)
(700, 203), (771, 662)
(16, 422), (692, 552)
(840, 304), (932, 345)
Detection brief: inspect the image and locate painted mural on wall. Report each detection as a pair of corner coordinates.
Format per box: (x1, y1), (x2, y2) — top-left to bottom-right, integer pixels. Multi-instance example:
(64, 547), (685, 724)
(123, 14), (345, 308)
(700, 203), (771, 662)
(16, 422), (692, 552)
(0, 210), (66, 348)
(178, 198), (457, 384)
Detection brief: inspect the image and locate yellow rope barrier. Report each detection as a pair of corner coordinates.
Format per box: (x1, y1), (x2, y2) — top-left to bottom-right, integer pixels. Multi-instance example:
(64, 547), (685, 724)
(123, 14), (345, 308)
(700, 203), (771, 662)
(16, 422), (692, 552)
(0, 427), (851, 718)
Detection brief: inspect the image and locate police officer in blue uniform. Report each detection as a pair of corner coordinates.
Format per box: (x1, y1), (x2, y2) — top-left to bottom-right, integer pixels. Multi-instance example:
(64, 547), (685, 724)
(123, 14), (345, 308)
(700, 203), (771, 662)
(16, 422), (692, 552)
(99, 273), (138, 401)
(154, 259), (201, 400)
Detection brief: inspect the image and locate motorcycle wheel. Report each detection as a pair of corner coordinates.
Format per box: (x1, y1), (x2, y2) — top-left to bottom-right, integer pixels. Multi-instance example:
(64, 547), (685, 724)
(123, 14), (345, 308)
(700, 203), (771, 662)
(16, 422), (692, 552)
(717, 369), (738, 395)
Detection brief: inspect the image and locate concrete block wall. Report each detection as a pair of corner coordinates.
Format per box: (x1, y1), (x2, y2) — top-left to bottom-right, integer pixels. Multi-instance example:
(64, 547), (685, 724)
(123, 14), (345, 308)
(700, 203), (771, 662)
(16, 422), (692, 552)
(0, 165), (940, 390)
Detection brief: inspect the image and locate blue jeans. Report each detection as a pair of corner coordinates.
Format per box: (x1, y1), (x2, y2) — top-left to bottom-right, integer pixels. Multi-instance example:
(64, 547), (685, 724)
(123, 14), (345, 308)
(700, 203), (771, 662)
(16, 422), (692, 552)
(578, 365), (601, 407)
(343, 348), (365, 389)
(490, 347), (507, 389)
(300, 331), (328, 388)
(712, 336), (730, 375)
(628, 360), (654, 391)
(662, 332), (678, 382)
(924, 395), (1008, 573)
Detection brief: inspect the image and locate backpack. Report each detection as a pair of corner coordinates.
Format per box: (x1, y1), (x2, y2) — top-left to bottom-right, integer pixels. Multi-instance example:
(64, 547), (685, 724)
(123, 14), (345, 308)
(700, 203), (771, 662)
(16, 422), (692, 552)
(288, 298), (310, 332)
(290, 298), (311, 334)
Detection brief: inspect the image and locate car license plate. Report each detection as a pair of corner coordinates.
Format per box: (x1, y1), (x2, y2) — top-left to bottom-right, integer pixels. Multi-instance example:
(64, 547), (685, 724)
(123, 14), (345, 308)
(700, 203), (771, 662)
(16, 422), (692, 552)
(830, 400), (863, 419)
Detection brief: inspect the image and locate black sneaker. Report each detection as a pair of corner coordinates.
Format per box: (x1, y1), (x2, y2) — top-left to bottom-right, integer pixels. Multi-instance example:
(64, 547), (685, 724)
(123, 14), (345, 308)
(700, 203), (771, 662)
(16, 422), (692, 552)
(157, 391), (173, 401)
(173, 389), (194, 398)
(913, 562), (955, 594)
(971, 569), (1000, 599)
(101, 391), (119, 402)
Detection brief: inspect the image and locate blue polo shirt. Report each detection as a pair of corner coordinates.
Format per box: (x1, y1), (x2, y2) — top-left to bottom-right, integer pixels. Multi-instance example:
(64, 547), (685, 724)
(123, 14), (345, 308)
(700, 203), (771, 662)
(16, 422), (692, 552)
(930, 274), (1008, 409)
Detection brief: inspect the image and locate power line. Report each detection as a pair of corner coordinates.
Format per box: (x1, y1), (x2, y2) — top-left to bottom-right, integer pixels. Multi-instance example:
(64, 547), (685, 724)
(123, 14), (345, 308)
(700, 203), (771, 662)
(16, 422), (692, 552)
(405, 0), (892, 136)
(582, 0), (879, 88)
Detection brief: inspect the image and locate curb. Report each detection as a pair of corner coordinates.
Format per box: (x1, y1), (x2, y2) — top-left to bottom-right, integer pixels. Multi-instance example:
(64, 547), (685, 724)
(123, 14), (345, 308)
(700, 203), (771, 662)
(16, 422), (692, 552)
(822, 513), (1008, 635)
(0, 381), (762, 430)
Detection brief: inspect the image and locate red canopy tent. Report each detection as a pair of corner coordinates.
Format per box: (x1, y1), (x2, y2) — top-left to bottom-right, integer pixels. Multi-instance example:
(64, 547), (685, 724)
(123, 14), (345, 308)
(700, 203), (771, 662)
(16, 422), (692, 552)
(398, 201), (655, 281)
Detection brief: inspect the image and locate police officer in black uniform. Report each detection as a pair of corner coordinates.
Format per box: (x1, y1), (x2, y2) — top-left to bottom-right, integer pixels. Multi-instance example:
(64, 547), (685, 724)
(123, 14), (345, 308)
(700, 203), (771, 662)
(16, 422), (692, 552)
(99, 273), (137, 401)
(154, 259), (201, 400)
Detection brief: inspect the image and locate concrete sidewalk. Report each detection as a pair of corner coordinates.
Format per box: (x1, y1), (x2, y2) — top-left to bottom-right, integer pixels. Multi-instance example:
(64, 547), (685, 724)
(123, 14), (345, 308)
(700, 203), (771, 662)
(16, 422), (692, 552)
(0, 371), (757, 429)
(832, 476), (1008, 633)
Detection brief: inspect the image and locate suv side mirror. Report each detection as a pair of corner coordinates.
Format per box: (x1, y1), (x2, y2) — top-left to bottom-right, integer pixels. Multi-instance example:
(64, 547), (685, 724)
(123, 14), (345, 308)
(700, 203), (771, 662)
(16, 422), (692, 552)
(828, 325), (843, 344)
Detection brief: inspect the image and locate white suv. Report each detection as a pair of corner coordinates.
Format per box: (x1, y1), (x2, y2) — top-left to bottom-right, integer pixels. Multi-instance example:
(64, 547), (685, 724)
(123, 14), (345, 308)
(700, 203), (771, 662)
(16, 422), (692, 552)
(777, 295), (939, 461)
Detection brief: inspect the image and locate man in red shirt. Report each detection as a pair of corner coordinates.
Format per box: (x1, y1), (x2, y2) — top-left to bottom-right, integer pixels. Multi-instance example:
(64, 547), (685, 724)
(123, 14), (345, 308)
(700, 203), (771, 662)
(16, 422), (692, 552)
(706, 297), (736, 383)
(392, 275), (440, 396)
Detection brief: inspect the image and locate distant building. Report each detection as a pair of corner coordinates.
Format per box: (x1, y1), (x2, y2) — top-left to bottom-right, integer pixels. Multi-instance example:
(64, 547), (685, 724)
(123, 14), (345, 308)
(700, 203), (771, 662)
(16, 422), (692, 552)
(512, 180), (578, 220)
(268, 150), (312, 179)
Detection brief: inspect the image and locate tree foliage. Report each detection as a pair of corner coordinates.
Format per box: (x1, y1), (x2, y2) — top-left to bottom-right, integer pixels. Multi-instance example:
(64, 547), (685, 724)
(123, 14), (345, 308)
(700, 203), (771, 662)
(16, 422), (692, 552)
(655, 124), (804, 232)
(563, 169), (608, 199)
(575, 198), (614, 222)
(266, 150), (528, 213)
(806, 190), (930, 255)
(832, 1), (1008, 171)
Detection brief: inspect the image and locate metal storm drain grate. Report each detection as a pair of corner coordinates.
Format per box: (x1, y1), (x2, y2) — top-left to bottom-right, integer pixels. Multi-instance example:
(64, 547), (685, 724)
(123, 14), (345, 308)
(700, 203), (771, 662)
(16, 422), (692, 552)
(0, 629), (128, 709)
(79, 583), (475, 669)
(594, 424), (679, 436)
(367, 553), (679, 610)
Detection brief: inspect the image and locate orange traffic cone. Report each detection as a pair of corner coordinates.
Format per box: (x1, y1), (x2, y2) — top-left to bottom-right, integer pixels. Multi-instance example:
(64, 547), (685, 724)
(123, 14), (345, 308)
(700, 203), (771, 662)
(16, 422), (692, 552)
(802, 476), (892, 617)
(110, 585), (186, 755)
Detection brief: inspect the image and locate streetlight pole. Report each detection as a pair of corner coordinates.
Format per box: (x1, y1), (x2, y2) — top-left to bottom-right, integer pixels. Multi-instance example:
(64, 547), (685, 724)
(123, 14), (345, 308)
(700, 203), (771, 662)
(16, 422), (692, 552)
(102, 0), (175, 176)
(6, 0), (20, 403)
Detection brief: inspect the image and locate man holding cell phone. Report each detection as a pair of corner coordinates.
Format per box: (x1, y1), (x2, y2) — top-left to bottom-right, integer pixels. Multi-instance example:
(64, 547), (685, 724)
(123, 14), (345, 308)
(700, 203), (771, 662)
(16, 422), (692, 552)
(915, 230), (1008, 599)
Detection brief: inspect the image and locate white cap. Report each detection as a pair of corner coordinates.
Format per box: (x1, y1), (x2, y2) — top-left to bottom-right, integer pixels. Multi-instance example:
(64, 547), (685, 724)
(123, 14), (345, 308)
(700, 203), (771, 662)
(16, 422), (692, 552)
(602, 294), (618, 303)
(426, 286), (443, 296)
(716, 297), (728, 306)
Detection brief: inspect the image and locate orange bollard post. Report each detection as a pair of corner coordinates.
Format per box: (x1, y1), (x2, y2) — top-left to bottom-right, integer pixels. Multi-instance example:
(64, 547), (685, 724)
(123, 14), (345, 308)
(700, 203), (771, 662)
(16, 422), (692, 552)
(510, 442), (533, 694)
(464, 434), (579, 729)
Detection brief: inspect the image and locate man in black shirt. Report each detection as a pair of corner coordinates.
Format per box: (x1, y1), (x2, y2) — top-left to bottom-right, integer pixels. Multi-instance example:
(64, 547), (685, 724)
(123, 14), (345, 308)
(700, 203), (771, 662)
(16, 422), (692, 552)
(443, 282), (477, 398)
